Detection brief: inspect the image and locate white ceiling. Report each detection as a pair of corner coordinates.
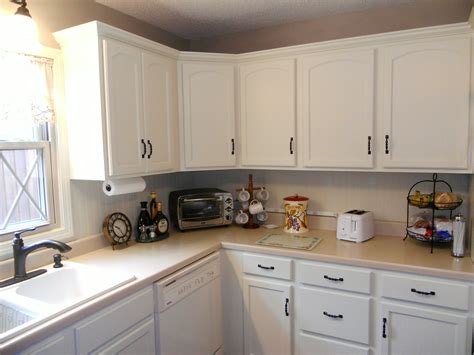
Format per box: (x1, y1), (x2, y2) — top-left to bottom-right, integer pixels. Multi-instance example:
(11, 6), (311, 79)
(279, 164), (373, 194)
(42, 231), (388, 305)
(95, 0), (428, 40)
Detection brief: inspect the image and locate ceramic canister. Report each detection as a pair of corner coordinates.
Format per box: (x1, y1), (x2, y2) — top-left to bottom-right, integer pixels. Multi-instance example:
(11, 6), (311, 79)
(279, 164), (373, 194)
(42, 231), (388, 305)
(283, 194), (309, 233)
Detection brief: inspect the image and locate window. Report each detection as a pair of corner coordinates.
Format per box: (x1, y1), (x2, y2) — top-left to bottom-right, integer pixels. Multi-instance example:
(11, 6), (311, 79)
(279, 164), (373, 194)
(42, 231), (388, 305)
(0, 48), (73, 256)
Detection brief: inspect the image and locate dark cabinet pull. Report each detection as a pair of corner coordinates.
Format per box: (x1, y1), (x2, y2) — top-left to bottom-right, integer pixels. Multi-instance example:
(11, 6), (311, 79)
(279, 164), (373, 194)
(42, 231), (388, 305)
(231, 139), (235, 155)
(324, 275), (344, 282)
(285, 298), (289, 316)
(289, 137), (294, 155)
(411, 288), (435, 296)
(368, 136), (372, 155)
(382, 317), (387, 338)
(141, 139), (146, 158)
(384, 135), (389, 154)
(323, 311), (343, 319)
(147, 140), (153, 159)
(257, 264), (274, 270)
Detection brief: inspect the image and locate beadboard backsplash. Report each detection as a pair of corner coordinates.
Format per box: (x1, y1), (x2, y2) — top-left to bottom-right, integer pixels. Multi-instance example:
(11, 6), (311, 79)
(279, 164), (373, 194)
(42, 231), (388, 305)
(71, 170), (469, 240)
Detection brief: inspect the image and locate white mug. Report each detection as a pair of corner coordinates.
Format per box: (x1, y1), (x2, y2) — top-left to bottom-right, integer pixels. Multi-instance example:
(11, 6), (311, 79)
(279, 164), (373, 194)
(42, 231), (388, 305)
(238, 188), (251, 202)
(235, 210), (249, 224)
(256, 187), (270, 201)
(249, 199), (264, 215)
(256, 210), (268, 222)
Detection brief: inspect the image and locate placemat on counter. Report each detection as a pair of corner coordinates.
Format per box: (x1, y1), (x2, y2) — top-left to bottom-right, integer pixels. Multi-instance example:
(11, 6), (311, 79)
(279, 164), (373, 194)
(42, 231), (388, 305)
(256, 233), (321, 250)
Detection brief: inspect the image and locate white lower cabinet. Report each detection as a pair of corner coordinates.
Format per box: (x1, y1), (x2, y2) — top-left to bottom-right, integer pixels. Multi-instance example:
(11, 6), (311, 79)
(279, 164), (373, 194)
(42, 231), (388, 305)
(380, 302), (468, 355)
(296, 332), (369, 355)
(379, 272), (471, 355)
(20, 330), (75, 355)
(243, 277), (292, 355)
(74, 287), (155, 355)
(22, 287), (155, 355)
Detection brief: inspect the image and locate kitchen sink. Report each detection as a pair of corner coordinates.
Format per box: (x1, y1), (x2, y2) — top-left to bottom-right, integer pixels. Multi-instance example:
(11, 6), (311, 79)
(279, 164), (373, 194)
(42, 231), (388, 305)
(0, 262), (135, 342)
(15, 264), (134, 306)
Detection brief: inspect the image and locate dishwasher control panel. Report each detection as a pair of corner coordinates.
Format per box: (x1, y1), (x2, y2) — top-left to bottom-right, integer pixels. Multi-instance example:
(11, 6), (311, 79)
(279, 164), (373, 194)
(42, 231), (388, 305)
(155, 255), (220, 312)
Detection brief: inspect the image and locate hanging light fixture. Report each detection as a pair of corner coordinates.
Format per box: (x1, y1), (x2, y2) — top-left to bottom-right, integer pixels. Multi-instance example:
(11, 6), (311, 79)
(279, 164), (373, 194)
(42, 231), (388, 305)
(0, 0), (40, 53)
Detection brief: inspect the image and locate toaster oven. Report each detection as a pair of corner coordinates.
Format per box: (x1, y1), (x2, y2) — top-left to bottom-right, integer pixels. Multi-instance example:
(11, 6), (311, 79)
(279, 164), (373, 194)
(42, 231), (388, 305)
(169, 188), (233, 231)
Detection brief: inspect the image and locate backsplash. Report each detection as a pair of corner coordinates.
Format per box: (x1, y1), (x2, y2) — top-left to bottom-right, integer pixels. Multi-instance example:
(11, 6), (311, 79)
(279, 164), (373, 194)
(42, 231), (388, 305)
(188, 170), (469, 228)
(70, 170), (469, 240)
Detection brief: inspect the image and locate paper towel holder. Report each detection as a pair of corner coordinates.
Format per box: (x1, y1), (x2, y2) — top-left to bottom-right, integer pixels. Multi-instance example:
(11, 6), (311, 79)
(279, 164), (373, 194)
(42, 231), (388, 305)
(102, 177), (146, 196)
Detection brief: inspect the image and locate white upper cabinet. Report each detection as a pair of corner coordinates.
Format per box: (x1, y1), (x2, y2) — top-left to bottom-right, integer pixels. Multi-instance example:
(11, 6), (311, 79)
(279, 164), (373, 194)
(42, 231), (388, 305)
(142, 51), (178, 173)
(240, 59), (296, 167)
(381, 37), (471, 170)
(181, 62), (236, 169)
(54, 22), (179, 180)
(103, 38), (145, 176)
(299, 49), (375, 168)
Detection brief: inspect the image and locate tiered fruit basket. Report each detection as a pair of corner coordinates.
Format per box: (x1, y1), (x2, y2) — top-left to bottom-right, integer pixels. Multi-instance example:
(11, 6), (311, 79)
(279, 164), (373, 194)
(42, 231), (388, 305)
(405, 173), (463, 253)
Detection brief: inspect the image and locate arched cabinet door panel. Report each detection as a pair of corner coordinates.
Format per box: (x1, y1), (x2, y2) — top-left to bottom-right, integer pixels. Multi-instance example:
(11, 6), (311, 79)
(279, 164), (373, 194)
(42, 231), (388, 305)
(299, 49), (375, 168)
(381, 37), (470, 170)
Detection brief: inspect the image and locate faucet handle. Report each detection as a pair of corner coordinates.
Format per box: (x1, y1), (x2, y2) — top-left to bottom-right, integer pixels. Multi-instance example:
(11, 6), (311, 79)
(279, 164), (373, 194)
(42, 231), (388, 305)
(14, 227), (37, 241)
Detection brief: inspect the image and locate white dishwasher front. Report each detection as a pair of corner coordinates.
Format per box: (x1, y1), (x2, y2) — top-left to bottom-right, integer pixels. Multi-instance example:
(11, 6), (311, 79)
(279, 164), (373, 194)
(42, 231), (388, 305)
(155, 252), (222, 355)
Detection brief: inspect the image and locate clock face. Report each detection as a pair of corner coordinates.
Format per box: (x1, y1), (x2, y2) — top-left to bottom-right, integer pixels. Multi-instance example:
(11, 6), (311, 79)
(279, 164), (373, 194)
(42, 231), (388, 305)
(103, 212), (132, 245)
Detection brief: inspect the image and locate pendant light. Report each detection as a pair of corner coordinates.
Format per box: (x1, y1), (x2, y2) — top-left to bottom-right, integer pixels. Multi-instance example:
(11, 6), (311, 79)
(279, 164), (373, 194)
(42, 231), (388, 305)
(0, 0), (40, 53)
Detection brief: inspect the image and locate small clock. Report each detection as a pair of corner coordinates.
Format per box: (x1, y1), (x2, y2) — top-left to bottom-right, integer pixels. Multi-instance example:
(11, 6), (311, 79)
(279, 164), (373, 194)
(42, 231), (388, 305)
(103, 212), (132, 249)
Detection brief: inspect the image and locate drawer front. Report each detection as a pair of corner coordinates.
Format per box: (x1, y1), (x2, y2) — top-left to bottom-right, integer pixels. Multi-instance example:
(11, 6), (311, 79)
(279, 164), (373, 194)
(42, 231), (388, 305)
(75, 287), (154, 354)
(296, 332), (369, 355)
(297, 261), (371, 294)
(381, 274), (470, 310)
(297, 287), (370, 344)
(243, 253), (292, 280)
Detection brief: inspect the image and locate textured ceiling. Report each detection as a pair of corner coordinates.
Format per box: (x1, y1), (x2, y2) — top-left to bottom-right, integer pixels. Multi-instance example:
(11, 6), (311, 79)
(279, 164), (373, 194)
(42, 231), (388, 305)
(95, 0), (431, 40)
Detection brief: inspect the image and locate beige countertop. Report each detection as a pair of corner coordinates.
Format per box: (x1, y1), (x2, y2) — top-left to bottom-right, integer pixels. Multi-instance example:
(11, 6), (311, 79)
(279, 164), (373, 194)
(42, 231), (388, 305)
(3, 225), (474, 352)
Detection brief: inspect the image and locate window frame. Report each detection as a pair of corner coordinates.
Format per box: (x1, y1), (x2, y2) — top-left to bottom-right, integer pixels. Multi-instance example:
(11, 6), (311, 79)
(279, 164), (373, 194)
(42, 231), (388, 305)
(0, 46), (74, 260)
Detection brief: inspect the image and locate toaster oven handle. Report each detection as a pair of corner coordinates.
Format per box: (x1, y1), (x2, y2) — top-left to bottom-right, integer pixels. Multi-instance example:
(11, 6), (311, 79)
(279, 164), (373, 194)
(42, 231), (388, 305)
(182, 197), (218, 203)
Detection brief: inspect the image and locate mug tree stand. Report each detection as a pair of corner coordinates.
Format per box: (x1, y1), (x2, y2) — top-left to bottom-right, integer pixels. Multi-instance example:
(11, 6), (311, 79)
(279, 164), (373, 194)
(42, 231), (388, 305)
(236, 174), (264, 229)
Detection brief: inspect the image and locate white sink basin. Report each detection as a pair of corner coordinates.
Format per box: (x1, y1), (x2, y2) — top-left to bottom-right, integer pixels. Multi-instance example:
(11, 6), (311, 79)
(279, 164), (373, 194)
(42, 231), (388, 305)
(15, 264), (134, 306)
(0, 262), (136, 342)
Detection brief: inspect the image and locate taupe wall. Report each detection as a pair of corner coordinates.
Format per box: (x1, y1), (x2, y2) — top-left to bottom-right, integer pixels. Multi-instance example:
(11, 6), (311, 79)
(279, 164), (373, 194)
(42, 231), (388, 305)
(0, 0), (188, 50)
(190, 0), (473, 53)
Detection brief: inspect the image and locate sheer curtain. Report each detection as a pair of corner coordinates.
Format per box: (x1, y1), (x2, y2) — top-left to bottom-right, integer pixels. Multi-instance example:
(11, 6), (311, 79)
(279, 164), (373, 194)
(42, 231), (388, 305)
(0, 50), (54, 141)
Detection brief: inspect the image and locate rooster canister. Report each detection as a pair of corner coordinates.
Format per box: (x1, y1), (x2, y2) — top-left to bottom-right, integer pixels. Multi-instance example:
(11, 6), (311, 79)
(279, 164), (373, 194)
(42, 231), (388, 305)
(283, 194), (309, 233)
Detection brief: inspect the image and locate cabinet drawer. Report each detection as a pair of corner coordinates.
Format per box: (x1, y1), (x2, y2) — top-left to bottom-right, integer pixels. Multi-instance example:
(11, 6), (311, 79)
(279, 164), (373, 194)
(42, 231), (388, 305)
(381, 274), (470, 310)
(243, 253), (292, 280)
(296, 332), (369, 355)
(297, 261), (371, 294)
(297, 287), (370, 344)
(75, 287), (154, 354)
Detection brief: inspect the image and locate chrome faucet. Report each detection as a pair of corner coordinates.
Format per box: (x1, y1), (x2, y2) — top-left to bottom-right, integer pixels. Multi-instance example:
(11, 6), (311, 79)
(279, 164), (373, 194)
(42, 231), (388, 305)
(0, 228), (72, 288)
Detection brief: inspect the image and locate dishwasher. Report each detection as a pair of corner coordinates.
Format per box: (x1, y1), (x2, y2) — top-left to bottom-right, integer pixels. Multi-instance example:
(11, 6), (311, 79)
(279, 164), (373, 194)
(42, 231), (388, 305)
(155, 252), (222, 355)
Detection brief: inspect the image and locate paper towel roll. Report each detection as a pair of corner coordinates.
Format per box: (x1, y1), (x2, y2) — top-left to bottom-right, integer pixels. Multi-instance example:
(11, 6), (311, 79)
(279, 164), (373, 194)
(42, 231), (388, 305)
(102, 177), (146, 196)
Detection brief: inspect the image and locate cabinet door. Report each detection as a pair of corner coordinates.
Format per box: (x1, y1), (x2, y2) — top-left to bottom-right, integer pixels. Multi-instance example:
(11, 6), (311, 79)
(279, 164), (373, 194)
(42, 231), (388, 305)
(243, 277), (292, 355)
(381, 37), (470, 169)
(380, 302), (468, 355)
(103, 38), (145, 177)
(93, 317), (155, 355)
(142, 51), (178, 173)
(182, 62), (236, 168)
(300, 50), (374, 168)
(240, 59), (296, 167)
